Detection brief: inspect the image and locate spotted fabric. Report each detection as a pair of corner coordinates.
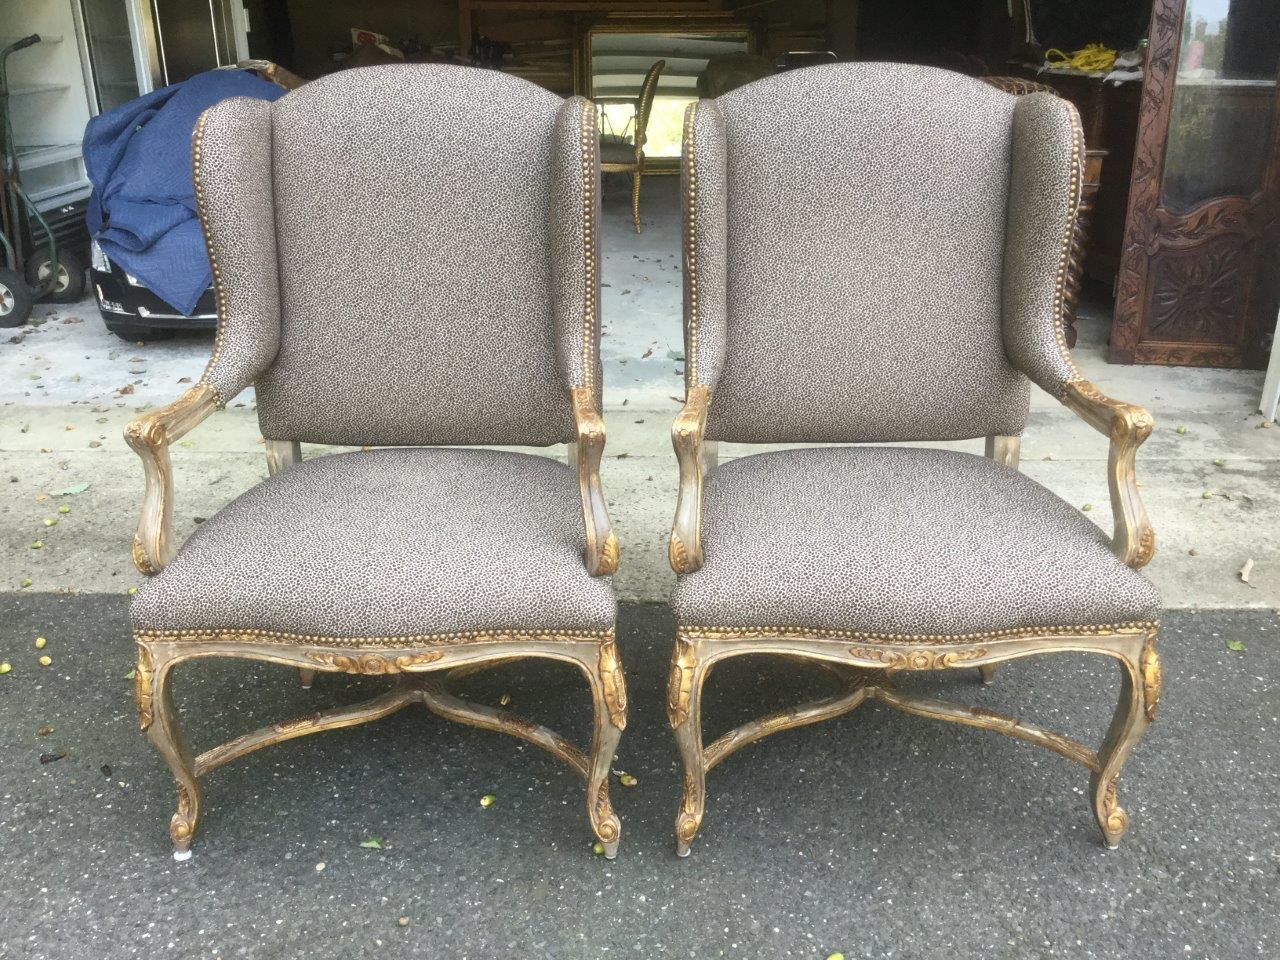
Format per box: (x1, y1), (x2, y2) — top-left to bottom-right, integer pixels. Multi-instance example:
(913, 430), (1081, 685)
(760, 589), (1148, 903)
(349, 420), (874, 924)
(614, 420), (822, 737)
(689, 63), (1034, 443)
(671, 447), (1160, 636)
(681, 100), (728, 391)
(194, 64), (602, 447)
(194, 97), (280, 403)
(550, 97), (602, 397)
(1004, 92), (1084, 396)
(130, 448), (616, 639)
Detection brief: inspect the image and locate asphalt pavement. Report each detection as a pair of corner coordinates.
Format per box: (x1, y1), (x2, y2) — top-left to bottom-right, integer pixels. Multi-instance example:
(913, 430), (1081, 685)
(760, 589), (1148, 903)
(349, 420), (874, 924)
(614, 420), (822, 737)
(0, 594), (1276, 959)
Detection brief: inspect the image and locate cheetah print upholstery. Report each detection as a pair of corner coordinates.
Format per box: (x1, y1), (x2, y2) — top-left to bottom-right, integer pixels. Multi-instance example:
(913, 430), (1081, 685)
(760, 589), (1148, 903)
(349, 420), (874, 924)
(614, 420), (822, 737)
(195, 65), (601, 447)
(131, 448), (616, 639)
(681, 63), (1086, 443)
(671, 447), (1161, 636)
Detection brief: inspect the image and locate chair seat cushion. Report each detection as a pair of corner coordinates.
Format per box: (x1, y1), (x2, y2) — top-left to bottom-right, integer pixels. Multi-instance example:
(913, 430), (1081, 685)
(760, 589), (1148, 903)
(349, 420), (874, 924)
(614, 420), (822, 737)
(131, 448), (615, 642)
(671, 447), (1160, 638)
(599, 140), (636, 165)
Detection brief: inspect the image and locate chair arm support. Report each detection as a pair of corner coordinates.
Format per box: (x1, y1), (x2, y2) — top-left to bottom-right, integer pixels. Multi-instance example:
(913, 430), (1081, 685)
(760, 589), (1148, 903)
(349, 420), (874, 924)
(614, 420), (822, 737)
(669, 385), (711, 574)
(571, 387), (620, 576)
(122, 384), (220, 576)
(1060, 379), (1156, 569)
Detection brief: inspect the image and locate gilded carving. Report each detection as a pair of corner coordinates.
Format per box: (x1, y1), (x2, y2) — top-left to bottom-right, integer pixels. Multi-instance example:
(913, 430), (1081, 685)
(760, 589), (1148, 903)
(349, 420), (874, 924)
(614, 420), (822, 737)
(848, 646), (987, 671)
(134, 644), (154, 731)
(309, 651), (444, 674)
(600, 532), (620, 574)
(668, 533), (690, 573)
(274, 712), (322, 734)
(675, 772), (702, 844)
(1141, 636), (1162, 721)
(1100, 777), (1128, 841)
(599, 638), (628, 730)
(171, 784), (197, 847)
(592, 790), (619, 843)
(667, 639), (697, 727)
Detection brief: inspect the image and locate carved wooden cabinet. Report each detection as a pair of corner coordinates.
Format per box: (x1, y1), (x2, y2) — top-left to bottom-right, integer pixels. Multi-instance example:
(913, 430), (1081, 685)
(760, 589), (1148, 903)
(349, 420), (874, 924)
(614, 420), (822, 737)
(1111, 0), (1280, 368)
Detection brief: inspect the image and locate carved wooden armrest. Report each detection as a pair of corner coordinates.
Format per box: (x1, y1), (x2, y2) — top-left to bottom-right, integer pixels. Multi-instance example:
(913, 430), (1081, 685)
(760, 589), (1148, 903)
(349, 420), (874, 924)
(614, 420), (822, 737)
(571, 387), (620, 576)
(1060, 379), (1156, 568)
(122, 384), (220, 575)
(669, 385), (710, 574)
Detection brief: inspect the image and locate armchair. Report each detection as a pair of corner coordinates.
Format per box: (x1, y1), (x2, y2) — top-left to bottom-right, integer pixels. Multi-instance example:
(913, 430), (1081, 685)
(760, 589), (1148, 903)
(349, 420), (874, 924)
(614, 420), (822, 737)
(667, 63), (1160, 856)
(599, 59), (665, 233)
(126, 65), (627, 859)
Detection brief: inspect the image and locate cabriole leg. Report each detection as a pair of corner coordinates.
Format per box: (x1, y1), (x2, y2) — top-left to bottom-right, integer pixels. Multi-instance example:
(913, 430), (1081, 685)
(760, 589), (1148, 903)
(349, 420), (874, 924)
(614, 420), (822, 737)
(297, 668), (317, 689)
(582, 640), (627, 858)
(136, 644), (201, 859)
(978, 664), (998, 684)
(668, 637), (710, 856)
(1090, 634), (1158, 848)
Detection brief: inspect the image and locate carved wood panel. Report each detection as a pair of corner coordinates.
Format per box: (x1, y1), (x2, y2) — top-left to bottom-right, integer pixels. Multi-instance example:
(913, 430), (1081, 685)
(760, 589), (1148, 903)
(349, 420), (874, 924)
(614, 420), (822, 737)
(1110, 0), (1280, 369)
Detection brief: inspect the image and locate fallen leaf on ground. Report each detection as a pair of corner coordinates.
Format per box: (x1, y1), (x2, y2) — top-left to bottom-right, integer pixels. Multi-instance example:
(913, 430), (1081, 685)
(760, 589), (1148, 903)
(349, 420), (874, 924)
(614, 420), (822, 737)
(116, 384), (134, 396)
(1226, 639), (1245, 652)
(359, 838), (384, 849)
(479, 794), (496, 808)
(51, 482), (89, 496)
(39, 751), (67, 764)
(1239, 559), (1254, 584)
(37, 725), (53, 736)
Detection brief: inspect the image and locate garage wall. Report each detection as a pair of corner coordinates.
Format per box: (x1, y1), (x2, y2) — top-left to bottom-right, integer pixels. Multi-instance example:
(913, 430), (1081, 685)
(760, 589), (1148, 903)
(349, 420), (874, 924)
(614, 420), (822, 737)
(277, 0), (458, 76)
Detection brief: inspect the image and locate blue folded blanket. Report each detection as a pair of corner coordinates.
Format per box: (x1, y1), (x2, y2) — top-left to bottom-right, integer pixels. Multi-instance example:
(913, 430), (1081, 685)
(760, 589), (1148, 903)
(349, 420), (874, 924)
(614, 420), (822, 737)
(83, 69), (286, 316)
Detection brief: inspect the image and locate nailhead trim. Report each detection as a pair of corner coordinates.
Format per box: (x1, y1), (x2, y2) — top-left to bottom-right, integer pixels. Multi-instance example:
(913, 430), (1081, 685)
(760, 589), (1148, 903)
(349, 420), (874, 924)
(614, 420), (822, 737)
(579, 100), (599, 395)
(191, 110), (228, 407)
(682, 103), (700, 387)
(136, 626), (615, 649)
(678, 621), (1159, 645)
(1053, 99), (1085, 397)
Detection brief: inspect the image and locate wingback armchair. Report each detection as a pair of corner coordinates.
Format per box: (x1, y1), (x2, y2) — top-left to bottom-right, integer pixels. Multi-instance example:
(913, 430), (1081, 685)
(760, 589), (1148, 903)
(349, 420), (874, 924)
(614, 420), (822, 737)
(125, 65), (627, 858)
(599, 59), (665, 233)
(667, 63), (1161, 856)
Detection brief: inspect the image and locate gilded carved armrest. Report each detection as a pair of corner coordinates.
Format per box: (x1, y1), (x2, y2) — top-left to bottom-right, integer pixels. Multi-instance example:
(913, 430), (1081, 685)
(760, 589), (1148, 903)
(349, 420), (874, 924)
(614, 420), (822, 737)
(571, 387), (620, 576)
(1060, 379), (1156, 568)
(669, 385), (710, 574)
(122, 384), (220, 576)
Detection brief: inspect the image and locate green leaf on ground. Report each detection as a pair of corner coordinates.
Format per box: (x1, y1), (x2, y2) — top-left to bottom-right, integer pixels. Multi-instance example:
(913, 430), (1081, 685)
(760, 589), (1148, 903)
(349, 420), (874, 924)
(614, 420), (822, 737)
(1226, 639), (1245, 652)
(359, 838), (384, 849)
(51, 482), (90, 497)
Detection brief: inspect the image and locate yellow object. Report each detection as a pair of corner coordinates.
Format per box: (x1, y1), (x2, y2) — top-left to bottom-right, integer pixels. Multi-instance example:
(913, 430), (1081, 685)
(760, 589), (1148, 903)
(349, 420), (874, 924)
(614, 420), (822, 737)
(479, 794), (496, 808)
(0, 662), (11, 675)
(1044, 43), (1118, 73)
(35, 637), (47, 649)
(38, 656), (52, 667)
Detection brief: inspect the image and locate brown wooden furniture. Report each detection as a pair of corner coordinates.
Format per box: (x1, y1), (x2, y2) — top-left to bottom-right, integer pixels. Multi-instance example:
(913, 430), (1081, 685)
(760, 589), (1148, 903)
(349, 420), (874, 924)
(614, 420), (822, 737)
(1111, 0), (1280, 368)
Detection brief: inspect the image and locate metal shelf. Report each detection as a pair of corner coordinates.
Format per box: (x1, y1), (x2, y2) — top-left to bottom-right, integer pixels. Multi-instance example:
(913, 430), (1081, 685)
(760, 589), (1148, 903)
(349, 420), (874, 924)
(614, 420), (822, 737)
(16, 143), (83, 170)
(10, 82), (70, 96)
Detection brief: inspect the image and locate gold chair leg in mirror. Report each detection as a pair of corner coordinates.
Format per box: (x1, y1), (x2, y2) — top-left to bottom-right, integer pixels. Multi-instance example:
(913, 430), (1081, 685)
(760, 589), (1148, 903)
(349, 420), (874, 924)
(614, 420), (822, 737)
(297, 668), (316, 688)
(978, 664), (998, 684)
(631, 171), (642, 233)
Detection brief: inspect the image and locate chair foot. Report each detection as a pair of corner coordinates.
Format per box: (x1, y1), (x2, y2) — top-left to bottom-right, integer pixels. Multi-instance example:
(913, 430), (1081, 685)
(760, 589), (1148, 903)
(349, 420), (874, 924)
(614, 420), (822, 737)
(978, 664), (998, 684)
(298, 668), (316, 689)
(602, 839), (619, 860)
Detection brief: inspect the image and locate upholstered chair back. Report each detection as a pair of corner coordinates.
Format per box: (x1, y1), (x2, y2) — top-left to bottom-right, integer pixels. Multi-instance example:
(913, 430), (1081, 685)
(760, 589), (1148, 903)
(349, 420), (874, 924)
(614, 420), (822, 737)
(681, 63), (1083, 444)
(193, 65), (601, 447)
